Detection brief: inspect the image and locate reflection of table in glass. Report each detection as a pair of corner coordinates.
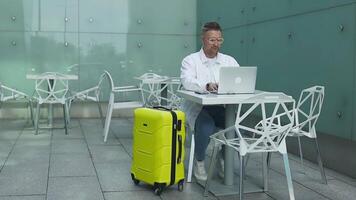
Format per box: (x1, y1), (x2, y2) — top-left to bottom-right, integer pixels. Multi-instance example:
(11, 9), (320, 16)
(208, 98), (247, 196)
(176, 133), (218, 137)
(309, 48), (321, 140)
(177, 90), (268, 195)
(26, 73), (78, 127)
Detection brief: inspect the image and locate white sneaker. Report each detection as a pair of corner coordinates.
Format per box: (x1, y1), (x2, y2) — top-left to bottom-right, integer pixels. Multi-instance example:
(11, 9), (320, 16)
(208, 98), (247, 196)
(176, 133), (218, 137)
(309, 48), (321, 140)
(217, 158), (224, 179)
(194, 160), (207, 181)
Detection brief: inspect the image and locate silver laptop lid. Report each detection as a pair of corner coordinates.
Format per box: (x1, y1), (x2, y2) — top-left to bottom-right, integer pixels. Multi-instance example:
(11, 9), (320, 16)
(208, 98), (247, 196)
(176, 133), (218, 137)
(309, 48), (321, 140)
(218, 66), (257, 94)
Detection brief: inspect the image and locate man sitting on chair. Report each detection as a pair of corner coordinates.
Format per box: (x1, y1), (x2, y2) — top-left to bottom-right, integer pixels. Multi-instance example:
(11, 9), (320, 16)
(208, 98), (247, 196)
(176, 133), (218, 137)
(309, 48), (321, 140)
(180, 22), (240, 181)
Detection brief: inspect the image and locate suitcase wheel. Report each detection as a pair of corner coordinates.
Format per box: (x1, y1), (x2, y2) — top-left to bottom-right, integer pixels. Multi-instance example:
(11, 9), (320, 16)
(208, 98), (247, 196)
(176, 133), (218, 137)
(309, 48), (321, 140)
(178, 180), (184, 191)
(131, 173), (140, 185)
(153, 183), (165, 195)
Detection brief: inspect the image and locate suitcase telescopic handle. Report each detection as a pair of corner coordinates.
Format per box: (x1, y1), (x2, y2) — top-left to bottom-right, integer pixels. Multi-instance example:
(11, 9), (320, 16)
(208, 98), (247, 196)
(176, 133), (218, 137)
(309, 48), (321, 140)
(177, 135), (182, 164)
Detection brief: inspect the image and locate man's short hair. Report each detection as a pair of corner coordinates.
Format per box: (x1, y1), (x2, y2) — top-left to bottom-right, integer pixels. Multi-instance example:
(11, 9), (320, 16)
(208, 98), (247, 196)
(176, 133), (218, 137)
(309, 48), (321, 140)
(202, 22), (222, 34)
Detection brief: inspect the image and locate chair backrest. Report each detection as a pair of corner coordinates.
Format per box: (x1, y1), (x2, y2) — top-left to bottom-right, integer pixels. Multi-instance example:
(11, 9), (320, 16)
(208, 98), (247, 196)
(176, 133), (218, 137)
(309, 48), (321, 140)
(103, 70), (115, 93)
(136, 73), (168, 83)
(0, 82), (29, 102)
(214, 92), (295, 156)
(34, 72), (69, 104)
(293, 86), (324, 138)
(135, 73), (168, 107)
(165, 77), (182, 109)
(70, 72), (107, 102)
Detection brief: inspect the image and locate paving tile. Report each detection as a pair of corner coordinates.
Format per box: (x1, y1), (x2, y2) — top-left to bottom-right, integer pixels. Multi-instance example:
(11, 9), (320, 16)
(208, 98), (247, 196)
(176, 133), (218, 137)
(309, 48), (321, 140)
(160, 183), (217, 200)
(0, 141), (14, 157)
(52, 126), (83, 140)
(18, 130), (51, 142)
(94, 162), (141, 192)
(218, 193), (274, 200)
(0, 120), (27, 130)
(89, 145), (131, 164)
(104, 191), (161, 200)
(79, 120), (120, 145)
(0, 118), (356, 200)
(0, 130), (21, 141)
(0, 195), (45, 200)
(85, 135), (120, 145)
(51, 139), (89, 154)
(241, 159), (330, 200)
(49, 154), (96, 177)
(118, 138), (133, 157)
(111, 123), (133, 138)
(47, 177), (104, 200)
(0, 162), (48, 195)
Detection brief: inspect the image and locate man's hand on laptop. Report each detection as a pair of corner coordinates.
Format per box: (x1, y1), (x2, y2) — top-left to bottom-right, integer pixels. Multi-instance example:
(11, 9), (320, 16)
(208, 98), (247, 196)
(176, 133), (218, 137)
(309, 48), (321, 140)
(206, 82), (218, 92)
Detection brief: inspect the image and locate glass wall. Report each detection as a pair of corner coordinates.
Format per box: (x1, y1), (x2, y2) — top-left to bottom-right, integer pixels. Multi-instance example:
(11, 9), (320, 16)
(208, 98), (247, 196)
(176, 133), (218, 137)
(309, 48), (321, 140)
(0, 0), (197, 97)
(197, 0), (356, 140)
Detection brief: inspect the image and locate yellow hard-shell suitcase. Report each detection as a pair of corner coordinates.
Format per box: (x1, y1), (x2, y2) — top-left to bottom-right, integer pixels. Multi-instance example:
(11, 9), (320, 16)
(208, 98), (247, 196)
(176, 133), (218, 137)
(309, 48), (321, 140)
(130, 107), (185, 195)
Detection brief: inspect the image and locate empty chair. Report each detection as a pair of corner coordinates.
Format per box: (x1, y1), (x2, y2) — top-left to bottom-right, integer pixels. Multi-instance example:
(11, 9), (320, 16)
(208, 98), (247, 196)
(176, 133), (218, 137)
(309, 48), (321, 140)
(32, 72), (70, 135)
(0, 83), (34, 124)
(135, 73), (169, 107)
(163, 77), (182, 109)
(68, 72), (107, 126)
(103, 70), (143, 142)
(256, 86), (327, 184)
(205, 92), (296, 200)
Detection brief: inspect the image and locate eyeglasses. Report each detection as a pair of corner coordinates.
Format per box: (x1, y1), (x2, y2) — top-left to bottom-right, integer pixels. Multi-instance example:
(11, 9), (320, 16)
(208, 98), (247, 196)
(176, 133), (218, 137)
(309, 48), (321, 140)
(207, 37), (224, 44)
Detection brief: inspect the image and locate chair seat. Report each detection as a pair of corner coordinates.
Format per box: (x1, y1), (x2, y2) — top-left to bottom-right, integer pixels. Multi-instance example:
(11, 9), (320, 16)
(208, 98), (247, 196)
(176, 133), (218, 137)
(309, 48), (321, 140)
(113, 101), (142, 109)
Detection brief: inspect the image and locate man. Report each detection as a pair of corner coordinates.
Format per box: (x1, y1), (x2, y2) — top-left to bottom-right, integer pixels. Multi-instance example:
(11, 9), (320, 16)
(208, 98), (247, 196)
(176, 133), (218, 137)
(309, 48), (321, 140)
(180, 22), (240, 181)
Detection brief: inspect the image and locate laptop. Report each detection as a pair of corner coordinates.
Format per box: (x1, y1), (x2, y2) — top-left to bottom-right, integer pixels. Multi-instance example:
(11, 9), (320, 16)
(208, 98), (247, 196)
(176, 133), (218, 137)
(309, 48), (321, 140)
(216, 66), (257, 94)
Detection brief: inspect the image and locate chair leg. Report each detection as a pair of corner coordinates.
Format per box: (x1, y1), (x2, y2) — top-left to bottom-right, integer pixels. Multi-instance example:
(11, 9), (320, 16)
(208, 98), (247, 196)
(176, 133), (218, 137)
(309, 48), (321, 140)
(103, 96), (114, 142)
(28, 100), (35, 126)
(262, 152), (269, 192)
(65, 101), (70, 126)
(187, 133), (195, 183)
(35, 103), (40, 135)
(267, 152), (272, 168)
(282, 153), (295, 200)
(297, 136), (305, 174)
(204, 143), (219, 197)
(63, 103), (68, 135)
(239, 155), (245, 200)
(314, 138), (327, 184)
(96, 101), (105, 128)
(66, 100), (71, 125)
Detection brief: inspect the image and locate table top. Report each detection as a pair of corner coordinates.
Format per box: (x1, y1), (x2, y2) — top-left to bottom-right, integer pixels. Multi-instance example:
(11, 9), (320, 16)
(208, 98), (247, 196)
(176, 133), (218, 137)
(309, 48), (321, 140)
(177, 90), (293, 105)
(26, 74), (78, 80)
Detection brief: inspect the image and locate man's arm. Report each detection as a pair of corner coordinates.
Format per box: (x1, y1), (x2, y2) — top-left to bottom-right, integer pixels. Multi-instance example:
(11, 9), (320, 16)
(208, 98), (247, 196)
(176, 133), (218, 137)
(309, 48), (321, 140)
(180, 57), (206, 92)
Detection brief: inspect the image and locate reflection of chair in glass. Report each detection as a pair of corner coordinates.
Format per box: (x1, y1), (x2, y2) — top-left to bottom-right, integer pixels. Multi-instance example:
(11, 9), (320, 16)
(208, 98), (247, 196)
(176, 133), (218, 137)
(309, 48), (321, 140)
(103, 70), (143, 142)
(204, 93), (296, 200)
(0, 83), (34, 125)
(68, 72), (107, 126)
(135, 73), (169, 107)
(33, 72), (70, 135)
(256, 86), (327, 184)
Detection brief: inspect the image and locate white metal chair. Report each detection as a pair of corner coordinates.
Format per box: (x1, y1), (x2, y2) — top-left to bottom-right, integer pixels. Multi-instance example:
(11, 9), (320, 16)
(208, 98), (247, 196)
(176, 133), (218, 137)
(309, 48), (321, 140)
(204, 92), (296, 200)
(32, 72), (70, 135)
(256, 86), (327, 184)
(0, 83), (34, 125)
(135, 73), (169, 107)
(186, 123), (195, 183)
(68, 72), (107, 126)
(162, 77), (182, 109)
(103, 70), (143, 142)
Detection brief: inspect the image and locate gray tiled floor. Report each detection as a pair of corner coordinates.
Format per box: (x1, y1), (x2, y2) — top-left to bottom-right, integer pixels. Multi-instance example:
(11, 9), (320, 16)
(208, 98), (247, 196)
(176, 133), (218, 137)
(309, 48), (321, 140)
(0, 118), (355, 200)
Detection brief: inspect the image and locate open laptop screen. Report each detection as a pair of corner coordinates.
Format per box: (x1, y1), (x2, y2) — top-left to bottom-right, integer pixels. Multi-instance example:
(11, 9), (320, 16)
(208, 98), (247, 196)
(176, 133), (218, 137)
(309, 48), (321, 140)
(217, 66), (257, 94)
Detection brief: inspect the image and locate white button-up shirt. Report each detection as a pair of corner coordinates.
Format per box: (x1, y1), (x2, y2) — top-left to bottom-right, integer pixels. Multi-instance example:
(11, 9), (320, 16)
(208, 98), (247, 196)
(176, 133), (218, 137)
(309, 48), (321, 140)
(180, 48), (239, 129)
